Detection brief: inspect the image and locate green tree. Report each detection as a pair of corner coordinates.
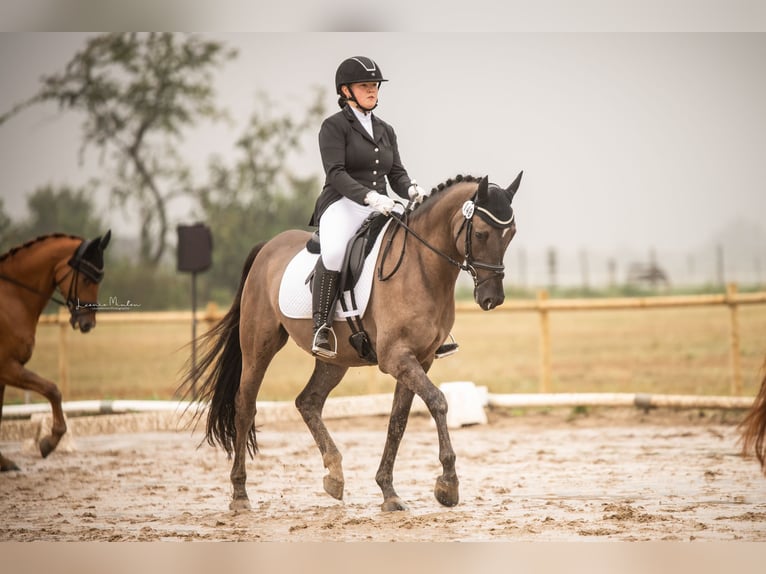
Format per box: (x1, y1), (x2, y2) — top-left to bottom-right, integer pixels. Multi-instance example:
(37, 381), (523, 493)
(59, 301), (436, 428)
(19, 184), (102, 239)
(0, 33), (236, 268)
(0, 185), (102, 252)
(196, 90), (325, 298)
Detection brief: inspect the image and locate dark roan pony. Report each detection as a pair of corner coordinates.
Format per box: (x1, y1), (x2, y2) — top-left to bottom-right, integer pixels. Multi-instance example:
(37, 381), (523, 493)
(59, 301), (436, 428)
(0, 231), (111, 471)
(180, 173), (522, 511)
(740, 356), (766, 477)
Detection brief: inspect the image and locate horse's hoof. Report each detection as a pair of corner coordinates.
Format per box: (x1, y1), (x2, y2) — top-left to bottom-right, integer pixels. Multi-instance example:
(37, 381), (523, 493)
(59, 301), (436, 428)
(39, 437), (57, 458)
(1, 458), (20, 472)
(381, 497), (409, 512)
(434, 476), (459, 507)
(323, 475), (344, 500)
(229, 497), (252, 512)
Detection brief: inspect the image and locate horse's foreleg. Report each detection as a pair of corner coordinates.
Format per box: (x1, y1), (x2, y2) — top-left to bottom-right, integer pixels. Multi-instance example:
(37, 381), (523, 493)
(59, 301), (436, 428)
(295, 360), (348, 500)
(0, 384), (20, 471)
(7, 365), (67, 458)
(385, 354), (459, 508)
(375, 381), (414, 511)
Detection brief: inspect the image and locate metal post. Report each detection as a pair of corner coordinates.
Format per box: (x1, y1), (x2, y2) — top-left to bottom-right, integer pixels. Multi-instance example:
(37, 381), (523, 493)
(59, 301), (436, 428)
(190, 271), (198, 399)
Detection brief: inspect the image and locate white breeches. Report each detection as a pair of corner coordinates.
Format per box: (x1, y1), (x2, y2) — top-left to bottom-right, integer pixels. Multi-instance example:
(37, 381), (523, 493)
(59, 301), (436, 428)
(318, 196), (379, 271)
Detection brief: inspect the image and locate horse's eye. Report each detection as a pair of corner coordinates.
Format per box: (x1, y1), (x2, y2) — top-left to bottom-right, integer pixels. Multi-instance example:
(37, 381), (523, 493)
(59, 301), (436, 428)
(474, 231), (489, 241)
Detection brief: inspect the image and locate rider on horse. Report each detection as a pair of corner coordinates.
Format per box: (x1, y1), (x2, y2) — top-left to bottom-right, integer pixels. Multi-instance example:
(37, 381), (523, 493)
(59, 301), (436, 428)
(309, 56), (456, 359)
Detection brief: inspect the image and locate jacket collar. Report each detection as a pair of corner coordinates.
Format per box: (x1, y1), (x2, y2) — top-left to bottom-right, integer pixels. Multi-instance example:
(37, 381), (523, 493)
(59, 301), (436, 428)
(342, 105), (383, 144)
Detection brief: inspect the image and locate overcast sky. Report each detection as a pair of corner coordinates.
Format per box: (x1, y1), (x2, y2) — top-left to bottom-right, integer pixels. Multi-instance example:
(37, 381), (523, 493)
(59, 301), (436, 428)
(1, 33), (764, 274)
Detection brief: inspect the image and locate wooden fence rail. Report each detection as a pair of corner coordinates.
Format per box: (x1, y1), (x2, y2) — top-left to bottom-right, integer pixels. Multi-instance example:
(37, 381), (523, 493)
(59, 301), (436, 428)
(39, 283), (766, 398)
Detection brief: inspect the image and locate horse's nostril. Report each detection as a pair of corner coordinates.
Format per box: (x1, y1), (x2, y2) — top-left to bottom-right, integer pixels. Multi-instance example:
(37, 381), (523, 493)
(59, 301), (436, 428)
(480, 295), (505, 311)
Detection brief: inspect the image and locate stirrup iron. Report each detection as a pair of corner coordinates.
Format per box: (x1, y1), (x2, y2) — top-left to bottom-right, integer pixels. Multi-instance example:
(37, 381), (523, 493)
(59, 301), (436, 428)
(312, 324), (338, 358)
(435, 333), (459, 359)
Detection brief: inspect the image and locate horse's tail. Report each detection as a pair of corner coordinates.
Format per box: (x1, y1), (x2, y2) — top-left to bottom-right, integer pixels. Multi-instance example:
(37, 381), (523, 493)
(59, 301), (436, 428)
(739, 357), (766, 476)
(179, 242), (265, 459)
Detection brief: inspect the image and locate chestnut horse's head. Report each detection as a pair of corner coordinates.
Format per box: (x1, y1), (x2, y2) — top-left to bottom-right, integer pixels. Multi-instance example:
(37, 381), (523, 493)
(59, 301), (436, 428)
(54, 230), (112, 332)
(457, 173), (522, 310)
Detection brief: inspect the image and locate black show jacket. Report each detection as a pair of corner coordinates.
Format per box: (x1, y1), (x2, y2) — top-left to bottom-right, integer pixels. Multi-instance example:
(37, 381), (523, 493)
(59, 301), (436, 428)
(310, 105), (412, 226)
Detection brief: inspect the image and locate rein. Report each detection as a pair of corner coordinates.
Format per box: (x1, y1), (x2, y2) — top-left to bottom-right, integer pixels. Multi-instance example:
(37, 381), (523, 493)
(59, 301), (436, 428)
(0, 271), (70, 307)
(378, 196), (507, 287)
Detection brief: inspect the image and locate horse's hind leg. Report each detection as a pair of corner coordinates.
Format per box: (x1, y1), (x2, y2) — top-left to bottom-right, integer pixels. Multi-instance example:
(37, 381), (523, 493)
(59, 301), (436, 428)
(295, 360), (348, 500)
(229, 364), (261, 511)
(0, 384), (20, 471)
(230, 327), (289, 512)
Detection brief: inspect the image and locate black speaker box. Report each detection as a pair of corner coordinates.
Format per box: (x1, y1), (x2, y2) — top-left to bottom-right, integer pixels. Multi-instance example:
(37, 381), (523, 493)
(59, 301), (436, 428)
(177, 223), (212, 272)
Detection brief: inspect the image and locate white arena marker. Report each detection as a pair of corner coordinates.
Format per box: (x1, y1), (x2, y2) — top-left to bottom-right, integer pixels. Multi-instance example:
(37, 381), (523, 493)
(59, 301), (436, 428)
(439, 381), (488, 428)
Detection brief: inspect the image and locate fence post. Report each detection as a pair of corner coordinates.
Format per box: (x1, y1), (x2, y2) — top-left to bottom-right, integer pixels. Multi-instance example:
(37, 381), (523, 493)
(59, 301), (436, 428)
(58, 307), (70, 397)
(726, 282), (743, 395)
(537, 289), (552, 393)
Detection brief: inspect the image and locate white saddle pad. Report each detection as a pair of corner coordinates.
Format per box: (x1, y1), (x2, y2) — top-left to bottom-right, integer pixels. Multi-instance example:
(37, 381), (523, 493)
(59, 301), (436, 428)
(278, 220), (392, 321)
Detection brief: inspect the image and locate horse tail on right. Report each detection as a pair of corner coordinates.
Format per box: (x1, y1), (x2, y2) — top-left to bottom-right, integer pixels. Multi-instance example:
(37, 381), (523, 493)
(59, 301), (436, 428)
(179, 242), (265, 458)
(740, 358), (766, 476)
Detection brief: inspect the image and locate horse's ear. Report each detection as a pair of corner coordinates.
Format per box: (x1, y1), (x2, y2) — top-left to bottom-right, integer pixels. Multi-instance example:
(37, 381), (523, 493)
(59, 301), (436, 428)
(477, 175), (489, 203)
(505, 171), (523, 202)
(98, 229), (112, 251)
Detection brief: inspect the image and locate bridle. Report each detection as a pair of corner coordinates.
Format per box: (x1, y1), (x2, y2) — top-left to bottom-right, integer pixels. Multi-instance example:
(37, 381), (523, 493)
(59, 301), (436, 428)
(0, 239), (104, 327)
(379, 191), (514, 288)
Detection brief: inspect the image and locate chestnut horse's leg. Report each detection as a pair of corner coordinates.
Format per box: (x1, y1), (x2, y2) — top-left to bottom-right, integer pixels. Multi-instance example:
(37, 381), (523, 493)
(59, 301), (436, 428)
(0, 384), (21, 471)
(375, 381), (415, 511)
(380, 352), (459, 509)
(295, 359), (349, 500)
(1, 363), (67, 458)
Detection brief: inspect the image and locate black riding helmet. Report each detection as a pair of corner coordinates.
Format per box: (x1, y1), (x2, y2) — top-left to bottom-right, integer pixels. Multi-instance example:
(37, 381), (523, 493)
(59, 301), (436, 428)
(335, 56), (387, 111)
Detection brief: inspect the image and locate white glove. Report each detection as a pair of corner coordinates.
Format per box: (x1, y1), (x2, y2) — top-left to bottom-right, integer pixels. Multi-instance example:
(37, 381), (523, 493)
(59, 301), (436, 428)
(407, 179), (430, 204)
(365, 191), (396, 215)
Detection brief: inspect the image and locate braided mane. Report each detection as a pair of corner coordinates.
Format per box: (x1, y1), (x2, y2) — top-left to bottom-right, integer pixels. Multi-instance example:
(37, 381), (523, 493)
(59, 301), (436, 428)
(0, 233), (81, 263)
(406, 174), (481, 224)
(427, 174), (480, 197)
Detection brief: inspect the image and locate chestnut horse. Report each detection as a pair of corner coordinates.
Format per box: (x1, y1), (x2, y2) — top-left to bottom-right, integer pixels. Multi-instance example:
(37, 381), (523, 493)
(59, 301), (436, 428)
(180, 173), (522, 511)
(0, 231), (111, 471)
(740, 357), (766, 476)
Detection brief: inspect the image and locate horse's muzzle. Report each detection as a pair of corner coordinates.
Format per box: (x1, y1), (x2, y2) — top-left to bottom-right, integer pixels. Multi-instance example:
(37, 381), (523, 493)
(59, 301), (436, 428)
(70, 310), (96, 333)
(475, 286), (505, 311)
(478, 297), (503, 311)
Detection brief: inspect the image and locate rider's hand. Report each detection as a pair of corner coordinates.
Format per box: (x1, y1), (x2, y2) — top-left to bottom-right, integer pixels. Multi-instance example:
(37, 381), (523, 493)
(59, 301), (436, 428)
(407, 180), (431, 204)
(365, 191), (396, 215)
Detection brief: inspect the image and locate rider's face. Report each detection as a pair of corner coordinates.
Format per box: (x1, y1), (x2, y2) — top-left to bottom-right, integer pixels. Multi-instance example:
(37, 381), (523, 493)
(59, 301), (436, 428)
(346, 82), (379, 110)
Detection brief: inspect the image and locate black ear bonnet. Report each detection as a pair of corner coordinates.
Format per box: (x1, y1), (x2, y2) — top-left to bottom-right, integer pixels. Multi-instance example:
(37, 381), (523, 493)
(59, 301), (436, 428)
(68, 230), (111, 283)
(475, 184), (515, 229)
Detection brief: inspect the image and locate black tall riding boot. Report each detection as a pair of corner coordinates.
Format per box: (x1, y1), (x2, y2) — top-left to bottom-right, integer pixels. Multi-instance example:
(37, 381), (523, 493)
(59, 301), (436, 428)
(311, 259), (341, 358)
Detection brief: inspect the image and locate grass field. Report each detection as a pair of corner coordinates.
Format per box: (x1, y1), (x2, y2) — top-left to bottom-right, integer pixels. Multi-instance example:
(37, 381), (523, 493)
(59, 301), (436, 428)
(5, 302), (766, 404)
